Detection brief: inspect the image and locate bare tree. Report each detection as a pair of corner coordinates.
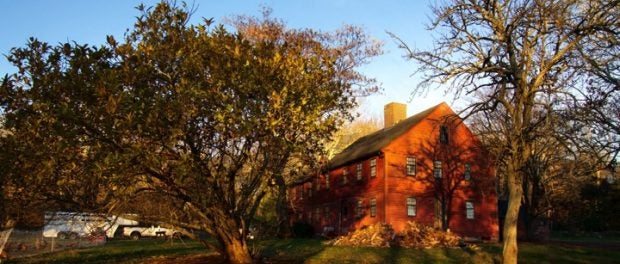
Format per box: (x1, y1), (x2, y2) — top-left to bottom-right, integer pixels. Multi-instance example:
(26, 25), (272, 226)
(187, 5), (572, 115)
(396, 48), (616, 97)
(471, 105), (600, 241)
(392, 0), (619, 262)
(417, 116), (495, 231)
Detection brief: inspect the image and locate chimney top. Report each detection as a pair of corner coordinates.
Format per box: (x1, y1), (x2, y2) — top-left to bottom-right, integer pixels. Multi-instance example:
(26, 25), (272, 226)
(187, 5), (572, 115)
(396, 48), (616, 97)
(384, 102), (407, 128)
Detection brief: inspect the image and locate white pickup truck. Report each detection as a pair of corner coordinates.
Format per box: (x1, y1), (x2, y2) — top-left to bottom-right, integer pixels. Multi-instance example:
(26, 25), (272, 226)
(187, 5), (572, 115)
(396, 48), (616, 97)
(123, 225), (180, 240)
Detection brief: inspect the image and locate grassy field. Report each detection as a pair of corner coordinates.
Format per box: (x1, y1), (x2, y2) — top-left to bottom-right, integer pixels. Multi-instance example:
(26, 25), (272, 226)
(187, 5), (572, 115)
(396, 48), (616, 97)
(4, 238), (620, 264)
(3, 240), (207, 264)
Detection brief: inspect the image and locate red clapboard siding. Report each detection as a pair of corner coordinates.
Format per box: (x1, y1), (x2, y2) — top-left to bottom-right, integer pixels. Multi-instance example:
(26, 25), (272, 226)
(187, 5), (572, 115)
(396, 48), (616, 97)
(289, 103), (499, 241)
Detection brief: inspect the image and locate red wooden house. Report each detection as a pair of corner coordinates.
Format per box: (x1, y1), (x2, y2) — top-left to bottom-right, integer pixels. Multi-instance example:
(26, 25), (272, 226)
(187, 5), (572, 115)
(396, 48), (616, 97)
(288, 102), (499, 240)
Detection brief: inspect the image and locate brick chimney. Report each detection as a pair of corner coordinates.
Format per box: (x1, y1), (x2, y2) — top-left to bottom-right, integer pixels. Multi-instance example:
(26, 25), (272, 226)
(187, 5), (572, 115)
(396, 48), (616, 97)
(384, 102), (407, 128)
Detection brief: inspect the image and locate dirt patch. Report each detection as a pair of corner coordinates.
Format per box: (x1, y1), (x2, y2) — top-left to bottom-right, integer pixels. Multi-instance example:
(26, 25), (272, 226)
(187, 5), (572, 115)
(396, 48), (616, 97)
(144, 252), (226, 264)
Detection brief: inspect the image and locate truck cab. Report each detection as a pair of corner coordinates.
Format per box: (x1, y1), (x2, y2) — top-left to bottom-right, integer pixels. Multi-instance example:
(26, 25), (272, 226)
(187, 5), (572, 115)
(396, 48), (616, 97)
(123, 225), (180, 240)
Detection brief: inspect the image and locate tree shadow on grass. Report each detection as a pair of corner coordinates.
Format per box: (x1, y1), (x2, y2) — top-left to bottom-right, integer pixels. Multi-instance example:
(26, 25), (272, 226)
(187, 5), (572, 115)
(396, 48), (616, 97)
(6, 240), (207, 264)
(256, 239), (327, 263)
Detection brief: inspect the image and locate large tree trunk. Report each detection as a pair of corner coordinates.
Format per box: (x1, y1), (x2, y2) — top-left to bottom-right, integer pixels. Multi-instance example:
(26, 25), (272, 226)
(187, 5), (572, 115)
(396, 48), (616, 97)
(503, 163), (523, 264)
(275, 174), (290, 238)
(442, 198), (450, 231)
(219, 233), (252, 264)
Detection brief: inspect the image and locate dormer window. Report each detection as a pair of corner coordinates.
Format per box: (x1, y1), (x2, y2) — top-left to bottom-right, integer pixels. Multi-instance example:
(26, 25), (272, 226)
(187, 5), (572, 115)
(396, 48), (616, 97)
(440, 125), (449, 145)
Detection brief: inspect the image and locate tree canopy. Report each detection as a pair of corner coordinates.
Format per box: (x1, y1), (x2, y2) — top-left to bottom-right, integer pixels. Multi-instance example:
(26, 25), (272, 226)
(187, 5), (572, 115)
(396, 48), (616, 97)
(0, 2), (381, 263)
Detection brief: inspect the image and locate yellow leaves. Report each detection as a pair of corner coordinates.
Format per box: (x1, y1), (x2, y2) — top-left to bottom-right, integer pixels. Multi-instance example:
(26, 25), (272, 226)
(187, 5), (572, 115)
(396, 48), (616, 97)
(106, 95), (119, 114)
(234, 45), (241, 58)
(273, 51), (282, 64)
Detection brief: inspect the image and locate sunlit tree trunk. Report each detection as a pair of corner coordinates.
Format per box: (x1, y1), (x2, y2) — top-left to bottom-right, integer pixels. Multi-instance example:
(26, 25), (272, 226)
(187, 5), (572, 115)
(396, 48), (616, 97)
(503, 141), (527, 264)
(503, 172), (522, 264)
(217, 223), (253, 264)
(221, 237), (252, 264)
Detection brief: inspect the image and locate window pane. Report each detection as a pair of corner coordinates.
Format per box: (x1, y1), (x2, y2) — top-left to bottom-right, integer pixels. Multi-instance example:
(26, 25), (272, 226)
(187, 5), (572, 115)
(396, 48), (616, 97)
(407, 197), (416, 216)
(356, 200), (363, 218)
(326, 174), (330, 189)
(464, 163), (471, 180)
(406, 156), (416, 176)
(434, 160), (442, 178)
(440, 125), (449, 144)
(370, 198), (377, 217)
(356, 163), (362, 180)
(466, 201), (474, 219)
(370, 158), (377, 177)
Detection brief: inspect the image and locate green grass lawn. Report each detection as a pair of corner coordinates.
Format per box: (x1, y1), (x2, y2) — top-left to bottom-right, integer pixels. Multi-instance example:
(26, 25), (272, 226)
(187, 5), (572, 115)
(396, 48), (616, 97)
(5, 238), (620, 264)
(3, 240), (207, 264)
(551, 231), (620, 244)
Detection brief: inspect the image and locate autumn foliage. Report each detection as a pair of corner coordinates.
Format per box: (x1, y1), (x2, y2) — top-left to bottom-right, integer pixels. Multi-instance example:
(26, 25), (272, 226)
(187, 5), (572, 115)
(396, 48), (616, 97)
(331, 222), (461, 249)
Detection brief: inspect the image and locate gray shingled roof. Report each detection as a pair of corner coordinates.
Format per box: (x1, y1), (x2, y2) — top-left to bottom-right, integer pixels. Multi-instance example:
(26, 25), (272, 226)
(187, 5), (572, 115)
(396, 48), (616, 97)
(328, 102), (444, 169)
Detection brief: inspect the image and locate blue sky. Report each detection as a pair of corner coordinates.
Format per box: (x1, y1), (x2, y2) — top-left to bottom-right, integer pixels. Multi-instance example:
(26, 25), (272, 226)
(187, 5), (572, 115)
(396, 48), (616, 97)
(0, 0), (457, 119)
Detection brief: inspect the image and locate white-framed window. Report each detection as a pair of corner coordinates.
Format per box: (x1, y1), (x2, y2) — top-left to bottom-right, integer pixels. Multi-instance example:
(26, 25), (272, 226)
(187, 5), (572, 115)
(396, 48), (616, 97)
(370, 158), (377, 178)
(407, 197), (416, 216)
(464, 163), (471, 180)
(356, 163), (363, 181)
(434, 160), (442, 178)
(342, 168), (348, 185)
(325, 174), (330, 189)
(356, 200), (363, 218)
(466, 201), (475, 219)
(406, 156), (416, 176)
(370, 198), (377, 217)
(324, 205), (330, 219)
